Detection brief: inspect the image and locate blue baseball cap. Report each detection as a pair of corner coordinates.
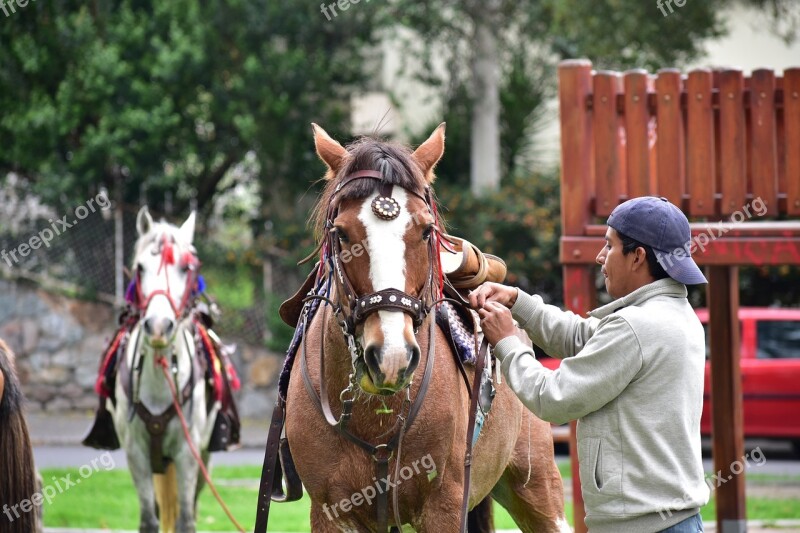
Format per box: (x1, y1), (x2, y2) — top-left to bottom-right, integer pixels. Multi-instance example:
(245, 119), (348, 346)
(607, 196), (707, 285)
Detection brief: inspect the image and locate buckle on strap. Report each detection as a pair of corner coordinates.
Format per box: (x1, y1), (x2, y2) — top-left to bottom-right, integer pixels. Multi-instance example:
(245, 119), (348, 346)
(372, 443), (394, 462)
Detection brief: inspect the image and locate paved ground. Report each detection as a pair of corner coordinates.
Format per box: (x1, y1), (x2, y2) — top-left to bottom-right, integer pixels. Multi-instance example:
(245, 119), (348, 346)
(26, 411), (800, 532)
(30, 411), (270, 468)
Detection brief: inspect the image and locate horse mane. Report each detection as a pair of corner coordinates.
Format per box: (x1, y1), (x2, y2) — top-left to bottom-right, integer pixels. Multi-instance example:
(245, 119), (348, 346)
(0, 339), (39, 533)
(312, 136), (440, 241)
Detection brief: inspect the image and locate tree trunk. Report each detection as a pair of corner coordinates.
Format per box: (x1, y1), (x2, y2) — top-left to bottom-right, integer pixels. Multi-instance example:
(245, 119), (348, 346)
(470, 14), (501, 197)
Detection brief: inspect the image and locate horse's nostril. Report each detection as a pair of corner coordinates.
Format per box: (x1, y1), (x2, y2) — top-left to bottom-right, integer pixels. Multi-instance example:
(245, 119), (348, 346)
(162, 319), (175, 337)
(405, 346), (421, 379)
(363, 345), (382, 377)
(143, 318), (154, 335)
(410, 345), (420, 367)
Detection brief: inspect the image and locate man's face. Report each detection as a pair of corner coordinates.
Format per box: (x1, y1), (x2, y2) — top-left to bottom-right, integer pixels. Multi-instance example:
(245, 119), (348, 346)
(596, 227), (638, 299)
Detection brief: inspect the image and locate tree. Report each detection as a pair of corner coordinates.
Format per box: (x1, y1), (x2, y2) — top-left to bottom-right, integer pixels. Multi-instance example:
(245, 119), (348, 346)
(743, 0), (800, 44)
(0, 0), (383, 217)
(401, 0), (800, 303)
(391, 0), (800, 195)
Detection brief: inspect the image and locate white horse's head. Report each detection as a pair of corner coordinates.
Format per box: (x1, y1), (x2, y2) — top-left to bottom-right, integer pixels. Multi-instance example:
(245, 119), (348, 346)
(131, 207), (199, 349)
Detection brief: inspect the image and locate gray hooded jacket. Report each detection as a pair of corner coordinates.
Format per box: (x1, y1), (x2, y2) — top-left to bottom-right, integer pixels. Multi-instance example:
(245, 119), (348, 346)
(493, 278), (710, 533)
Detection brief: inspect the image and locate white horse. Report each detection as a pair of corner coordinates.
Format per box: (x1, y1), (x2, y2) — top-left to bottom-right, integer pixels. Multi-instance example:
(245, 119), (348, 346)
(112, 207), (219, 533)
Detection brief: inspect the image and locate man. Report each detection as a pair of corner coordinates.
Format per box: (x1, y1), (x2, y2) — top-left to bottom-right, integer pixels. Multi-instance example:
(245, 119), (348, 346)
(471, 196), (710, 533)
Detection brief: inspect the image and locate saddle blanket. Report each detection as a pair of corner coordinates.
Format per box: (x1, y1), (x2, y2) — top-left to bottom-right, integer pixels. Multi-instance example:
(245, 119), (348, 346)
(435, 301), (478, 365)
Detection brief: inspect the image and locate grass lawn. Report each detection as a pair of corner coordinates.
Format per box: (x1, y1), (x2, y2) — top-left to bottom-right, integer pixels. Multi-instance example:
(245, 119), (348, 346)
(40, 463), (800, 531)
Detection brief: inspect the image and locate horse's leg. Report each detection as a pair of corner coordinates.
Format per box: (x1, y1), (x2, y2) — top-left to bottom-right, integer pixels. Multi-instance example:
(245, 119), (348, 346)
(491, 410), (571, 533)
(310, 501), (371, 532)
(194, 448), (210, 510)
(173, 443), (201, 532)
(416, 483), (464, 532)
(124, 439), (160, 533)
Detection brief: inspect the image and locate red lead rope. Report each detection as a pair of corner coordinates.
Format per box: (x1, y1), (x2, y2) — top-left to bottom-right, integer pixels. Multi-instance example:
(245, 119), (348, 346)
(156, 356), (246, 533)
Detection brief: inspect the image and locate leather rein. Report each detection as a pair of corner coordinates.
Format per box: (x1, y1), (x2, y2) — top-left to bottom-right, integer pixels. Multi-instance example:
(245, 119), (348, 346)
(254, 170), (489, 533)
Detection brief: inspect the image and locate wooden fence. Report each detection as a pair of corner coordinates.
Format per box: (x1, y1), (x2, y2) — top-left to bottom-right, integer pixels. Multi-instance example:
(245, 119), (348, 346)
(558, 59), (800, 533)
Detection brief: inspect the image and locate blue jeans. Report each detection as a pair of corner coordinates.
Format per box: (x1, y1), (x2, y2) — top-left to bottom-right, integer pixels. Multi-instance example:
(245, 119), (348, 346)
(659, 513), (704, 532)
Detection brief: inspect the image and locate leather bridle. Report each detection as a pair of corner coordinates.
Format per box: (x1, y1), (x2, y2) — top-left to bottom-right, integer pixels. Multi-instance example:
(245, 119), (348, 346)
(129, 234), (200, 320)
(324, 170), (441, 339)
(302, 170), (445, 532)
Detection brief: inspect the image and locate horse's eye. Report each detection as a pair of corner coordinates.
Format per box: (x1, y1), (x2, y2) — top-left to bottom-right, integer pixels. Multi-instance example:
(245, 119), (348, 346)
(422, 226), (433, 242)
(136, 263), (144, 273)
(336, 228), (350, 244)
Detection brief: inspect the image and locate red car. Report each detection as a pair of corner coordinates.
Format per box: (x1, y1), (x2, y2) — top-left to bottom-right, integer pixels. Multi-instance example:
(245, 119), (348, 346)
(695, 307), (800, 444)
(536, 307), (800, 446)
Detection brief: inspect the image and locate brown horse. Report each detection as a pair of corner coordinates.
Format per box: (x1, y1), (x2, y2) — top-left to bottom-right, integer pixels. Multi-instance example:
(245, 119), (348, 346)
(283, 124), (569, 532)
(0, 339), (41, 533)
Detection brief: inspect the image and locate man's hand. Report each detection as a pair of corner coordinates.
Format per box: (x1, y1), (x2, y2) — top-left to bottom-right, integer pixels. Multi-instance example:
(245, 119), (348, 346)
(469, 282), (518, 310)
(477, 301), (517, 346)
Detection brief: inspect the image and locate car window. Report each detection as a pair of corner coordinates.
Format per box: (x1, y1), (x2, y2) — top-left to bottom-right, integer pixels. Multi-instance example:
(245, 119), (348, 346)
(756, 321), (800, 359)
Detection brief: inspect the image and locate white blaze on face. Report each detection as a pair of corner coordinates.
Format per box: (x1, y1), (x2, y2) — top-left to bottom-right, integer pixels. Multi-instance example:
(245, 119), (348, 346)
(358, 189), (412, 383)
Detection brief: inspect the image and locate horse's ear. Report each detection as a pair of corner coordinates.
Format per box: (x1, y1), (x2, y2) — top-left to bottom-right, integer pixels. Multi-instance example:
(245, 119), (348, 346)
(136, 206), (153, 236)
(312, 123), (347, 176)
(179, 211), (196, 244)
(413, 122), (446, 184)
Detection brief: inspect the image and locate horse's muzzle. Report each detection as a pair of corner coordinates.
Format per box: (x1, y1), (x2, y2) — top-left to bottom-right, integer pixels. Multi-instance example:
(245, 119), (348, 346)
(360, 343), (420, 395)
(143, 316), (175, 348)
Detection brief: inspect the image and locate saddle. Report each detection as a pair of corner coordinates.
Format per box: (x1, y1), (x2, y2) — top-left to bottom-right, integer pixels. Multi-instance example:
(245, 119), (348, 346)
(278, 236), (507, 328)
(439, 236), (507, 290)
(82, 311), (241, 454)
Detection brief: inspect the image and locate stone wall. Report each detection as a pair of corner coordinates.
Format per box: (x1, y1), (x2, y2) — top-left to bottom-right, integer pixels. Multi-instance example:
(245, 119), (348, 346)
(0, 278), (282, 418)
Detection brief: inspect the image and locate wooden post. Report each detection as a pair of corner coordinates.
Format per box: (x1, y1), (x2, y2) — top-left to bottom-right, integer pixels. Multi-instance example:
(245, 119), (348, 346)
(655, 69), (685, 206)
(707, 266), (746, 533)
(114, 173), (124, 307)
(719, 70), (747, 215)
(750, 69), (778, 215)
(558, 59), (594, 533)
(563, 268), (595, 533)
(783, 68), (800, 216)
(624, 69), (653, 199)
(686, 69), (716, 216)
(593, 71), (624, 215)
